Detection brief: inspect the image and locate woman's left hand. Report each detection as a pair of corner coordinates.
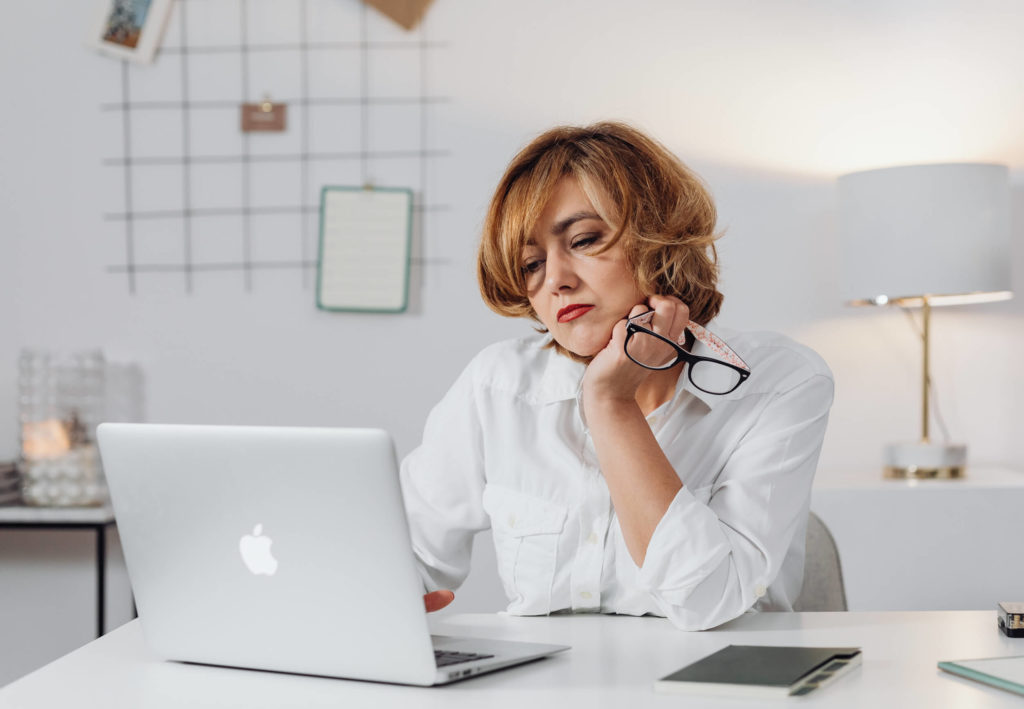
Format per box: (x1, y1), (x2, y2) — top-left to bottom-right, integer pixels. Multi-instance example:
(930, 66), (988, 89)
(424, 589), (455, 612)
(582, 295), (690, 405)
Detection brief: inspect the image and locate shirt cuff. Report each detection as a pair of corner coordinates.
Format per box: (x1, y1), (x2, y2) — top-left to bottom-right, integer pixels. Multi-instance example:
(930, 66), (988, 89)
(635, 485), (731, 604)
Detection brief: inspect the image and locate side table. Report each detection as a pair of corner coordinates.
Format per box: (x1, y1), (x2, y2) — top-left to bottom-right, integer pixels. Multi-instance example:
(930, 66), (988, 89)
(812, 466), (1024, 611)
(0, 504), (117, 638)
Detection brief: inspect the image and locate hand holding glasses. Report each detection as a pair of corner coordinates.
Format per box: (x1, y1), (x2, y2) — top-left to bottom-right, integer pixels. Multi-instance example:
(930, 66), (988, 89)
(624, 310), (751, 395)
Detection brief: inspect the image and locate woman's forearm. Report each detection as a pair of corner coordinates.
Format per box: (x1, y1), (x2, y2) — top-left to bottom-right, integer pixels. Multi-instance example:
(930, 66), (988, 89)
(585, 396), (682, 567)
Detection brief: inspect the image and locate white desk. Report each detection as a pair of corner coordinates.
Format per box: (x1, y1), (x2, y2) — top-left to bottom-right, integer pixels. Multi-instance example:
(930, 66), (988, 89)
(812, 467), (1024, 610)
(2, 611), (1022, 707)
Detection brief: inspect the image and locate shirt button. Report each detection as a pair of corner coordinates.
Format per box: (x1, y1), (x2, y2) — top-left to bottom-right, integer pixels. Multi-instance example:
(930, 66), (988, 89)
(579, 591), (592, 600)
(587, 532), (599, 545)
(507, 514), (516, 528)
(754, 584), (767, 598)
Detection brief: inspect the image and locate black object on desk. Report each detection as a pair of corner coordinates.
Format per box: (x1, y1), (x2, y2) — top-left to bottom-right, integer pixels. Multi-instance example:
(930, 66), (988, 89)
(655, 644), (862, 698)
(998, 602), (1024, 638)
(0, 504), (118, 639)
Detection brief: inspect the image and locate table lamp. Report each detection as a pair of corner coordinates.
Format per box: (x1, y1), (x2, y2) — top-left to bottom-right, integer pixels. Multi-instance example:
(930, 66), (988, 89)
(838, 163), (1012, 479)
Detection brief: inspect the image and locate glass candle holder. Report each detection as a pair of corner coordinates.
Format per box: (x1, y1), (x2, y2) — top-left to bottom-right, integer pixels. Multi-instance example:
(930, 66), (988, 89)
(18, 349), (108, 507)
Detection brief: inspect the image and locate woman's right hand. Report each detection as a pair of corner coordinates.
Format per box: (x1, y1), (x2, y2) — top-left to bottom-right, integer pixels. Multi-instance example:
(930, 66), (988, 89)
(583, 295), (691, 407)
(424, 589), (455, 612)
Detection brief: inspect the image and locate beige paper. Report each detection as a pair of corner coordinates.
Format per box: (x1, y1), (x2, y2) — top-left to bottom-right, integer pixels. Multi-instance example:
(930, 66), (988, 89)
(317, 187), (412, 313)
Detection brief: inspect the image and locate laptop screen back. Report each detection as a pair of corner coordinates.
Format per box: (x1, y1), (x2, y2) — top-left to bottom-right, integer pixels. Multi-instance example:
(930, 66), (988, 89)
(97, 424), (437, 685)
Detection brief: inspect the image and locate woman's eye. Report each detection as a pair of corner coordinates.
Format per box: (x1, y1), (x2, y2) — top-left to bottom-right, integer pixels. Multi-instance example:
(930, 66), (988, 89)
(571, 233), (601, 249)
(521, 260), (543, 275)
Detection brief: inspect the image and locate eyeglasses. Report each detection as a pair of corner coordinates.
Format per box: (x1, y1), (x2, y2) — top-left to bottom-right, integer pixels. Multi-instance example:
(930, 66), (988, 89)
(624, 310), (751, 395)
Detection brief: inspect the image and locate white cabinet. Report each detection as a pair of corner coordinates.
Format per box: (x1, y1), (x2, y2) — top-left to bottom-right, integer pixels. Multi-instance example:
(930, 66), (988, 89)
(0, 506), (134, 687)
(811, 467), (1024, 611)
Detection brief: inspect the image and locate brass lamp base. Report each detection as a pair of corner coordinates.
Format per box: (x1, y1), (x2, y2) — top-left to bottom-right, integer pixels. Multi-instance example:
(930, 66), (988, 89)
(883, 442), (967, 480)
(883, 464), (965, 479)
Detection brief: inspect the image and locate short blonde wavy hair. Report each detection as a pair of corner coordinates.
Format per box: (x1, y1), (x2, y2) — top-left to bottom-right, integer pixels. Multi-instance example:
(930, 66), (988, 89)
(477, 122), (724, 333)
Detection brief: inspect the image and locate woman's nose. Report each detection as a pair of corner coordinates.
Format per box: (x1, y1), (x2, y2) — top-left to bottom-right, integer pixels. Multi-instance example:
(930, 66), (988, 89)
(546, 250), (578, 291)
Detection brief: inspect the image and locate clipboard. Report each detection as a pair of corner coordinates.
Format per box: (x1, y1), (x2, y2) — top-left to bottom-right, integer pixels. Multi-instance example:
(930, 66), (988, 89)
(316, 186), (413, 313)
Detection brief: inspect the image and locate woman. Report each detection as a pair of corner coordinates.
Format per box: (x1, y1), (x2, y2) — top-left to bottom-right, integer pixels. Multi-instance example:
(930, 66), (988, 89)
(403, 122), (833, 630)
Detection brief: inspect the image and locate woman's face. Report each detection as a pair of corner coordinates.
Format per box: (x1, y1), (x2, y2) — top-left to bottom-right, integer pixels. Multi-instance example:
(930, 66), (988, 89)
(522, 176), (645, 358)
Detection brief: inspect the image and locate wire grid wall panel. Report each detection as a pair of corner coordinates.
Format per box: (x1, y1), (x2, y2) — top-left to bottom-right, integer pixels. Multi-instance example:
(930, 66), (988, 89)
(100, 0), (449, 294)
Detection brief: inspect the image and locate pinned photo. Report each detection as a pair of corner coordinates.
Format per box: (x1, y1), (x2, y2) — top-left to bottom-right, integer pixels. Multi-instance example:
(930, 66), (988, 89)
(88, 0), (173, 64)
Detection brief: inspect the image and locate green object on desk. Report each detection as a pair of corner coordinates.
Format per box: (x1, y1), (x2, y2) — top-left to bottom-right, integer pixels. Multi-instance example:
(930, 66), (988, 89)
(939, 656), (1024, 697)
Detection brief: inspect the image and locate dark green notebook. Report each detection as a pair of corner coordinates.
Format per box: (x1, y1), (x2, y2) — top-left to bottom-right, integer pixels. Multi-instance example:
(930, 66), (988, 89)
(655, 645), (862, 698)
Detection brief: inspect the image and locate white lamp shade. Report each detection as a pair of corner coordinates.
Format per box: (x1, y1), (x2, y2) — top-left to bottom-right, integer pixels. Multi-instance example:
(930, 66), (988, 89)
(838, 163), (1011, 306)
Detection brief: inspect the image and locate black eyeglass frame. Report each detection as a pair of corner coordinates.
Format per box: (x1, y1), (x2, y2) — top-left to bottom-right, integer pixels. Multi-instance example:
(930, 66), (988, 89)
(623, 318), (751, 395)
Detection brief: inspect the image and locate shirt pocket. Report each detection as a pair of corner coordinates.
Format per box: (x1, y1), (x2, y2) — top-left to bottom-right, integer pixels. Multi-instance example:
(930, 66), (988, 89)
(482, 483), (567, 615)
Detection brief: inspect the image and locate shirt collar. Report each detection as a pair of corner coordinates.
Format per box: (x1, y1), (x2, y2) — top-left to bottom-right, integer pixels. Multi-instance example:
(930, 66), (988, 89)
(536, 339), (586, 404)
(676, 369), (718, 410)
(677, 322), (751, 409)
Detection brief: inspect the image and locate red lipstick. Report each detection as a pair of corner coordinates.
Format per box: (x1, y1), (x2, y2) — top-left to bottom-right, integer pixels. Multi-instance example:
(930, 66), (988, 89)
(557, 304), (594, 323)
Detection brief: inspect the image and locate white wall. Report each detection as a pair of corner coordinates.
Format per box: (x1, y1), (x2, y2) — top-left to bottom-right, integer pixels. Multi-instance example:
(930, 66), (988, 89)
(2, 0), (1024, 686)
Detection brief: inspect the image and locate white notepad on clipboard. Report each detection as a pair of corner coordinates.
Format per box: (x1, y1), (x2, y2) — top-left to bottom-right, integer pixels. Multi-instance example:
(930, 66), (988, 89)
(316, 186), (413, 313)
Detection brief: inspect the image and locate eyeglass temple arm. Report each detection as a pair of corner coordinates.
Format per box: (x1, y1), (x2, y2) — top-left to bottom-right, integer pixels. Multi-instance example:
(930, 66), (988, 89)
(685, 321), (749, 372)
(629, 311), (749, 372)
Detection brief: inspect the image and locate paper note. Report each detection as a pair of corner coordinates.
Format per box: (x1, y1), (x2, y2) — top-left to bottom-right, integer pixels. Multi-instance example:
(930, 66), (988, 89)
(364, 0), (435, 30)
(317, 187), (412, 312)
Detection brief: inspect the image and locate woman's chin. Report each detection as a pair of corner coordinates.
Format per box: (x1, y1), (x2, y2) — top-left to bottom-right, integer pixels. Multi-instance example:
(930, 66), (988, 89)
(547, 321), (616, 360)
(555, 335), (606, 360)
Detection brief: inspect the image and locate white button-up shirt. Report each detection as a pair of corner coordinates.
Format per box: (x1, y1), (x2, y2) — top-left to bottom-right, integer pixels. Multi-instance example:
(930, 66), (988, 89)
(400, 326), (834, 630)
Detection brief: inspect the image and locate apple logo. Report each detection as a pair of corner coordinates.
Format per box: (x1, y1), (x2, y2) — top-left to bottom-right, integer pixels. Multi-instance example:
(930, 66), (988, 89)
(239, 523), (278, 576)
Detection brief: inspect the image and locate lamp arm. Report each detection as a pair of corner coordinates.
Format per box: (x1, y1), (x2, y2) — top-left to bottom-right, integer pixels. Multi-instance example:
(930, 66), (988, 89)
(921, 298), (930, 443)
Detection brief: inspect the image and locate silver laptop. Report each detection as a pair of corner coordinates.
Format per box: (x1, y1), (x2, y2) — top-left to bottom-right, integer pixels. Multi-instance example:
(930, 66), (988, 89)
(97, 423), (568, 685)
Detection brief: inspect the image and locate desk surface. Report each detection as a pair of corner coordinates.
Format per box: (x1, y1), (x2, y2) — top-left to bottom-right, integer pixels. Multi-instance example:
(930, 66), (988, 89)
(3, 611), (1022, 707)
(814, 466), (1024, 491)
(0, 503), (114, 525)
